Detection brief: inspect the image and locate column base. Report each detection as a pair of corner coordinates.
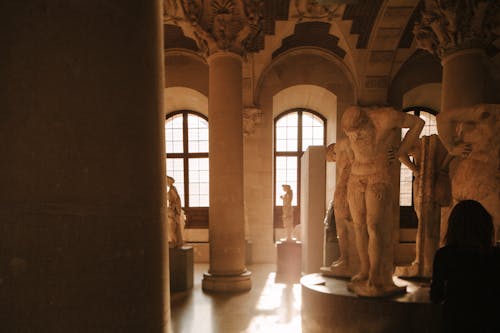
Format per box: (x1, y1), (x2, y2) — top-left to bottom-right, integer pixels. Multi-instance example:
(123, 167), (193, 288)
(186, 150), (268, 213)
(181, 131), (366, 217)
(202, 270), (252, 292)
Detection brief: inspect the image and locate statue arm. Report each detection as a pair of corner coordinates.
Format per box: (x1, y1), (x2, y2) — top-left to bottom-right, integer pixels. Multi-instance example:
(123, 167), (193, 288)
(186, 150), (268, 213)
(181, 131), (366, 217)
(397, 113), (424, 164)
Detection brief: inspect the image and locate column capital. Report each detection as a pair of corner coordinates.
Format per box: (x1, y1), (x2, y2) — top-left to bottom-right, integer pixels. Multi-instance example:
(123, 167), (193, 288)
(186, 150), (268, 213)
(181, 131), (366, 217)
(164, 0), (264, 58)
(413, 0), (499, 58)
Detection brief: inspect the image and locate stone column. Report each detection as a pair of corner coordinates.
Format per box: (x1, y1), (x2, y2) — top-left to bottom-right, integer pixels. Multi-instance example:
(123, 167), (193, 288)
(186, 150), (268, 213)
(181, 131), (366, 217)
(441, 49), (491, 112)
(413, 0), (500, 111)
(165, 0), (264, 292)
(202, 52), (251, 291)
(414, 0), (500, 239)
(0, 1), (167, 332)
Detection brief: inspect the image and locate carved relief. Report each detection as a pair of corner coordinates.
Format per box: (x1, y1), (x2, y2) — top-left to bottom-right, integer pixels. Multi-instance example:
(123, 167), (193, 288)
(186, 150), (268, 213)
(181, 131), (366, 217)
(437, 104), (500, 240)
(414, 0), (500, 57)
(166, 0), (263, 56)
(164, 0), (184, 23)
(294, 0), (342, 21)
(242, 107), (263, 137)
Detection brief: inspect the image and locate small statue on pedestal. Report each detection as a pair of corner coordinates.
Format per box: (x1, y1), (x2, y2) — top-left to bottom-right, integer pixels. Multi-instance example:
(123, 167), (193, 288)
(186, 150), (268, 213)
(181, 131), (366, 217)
(167, 176), (185, 248)
(280, 184), (295, 241)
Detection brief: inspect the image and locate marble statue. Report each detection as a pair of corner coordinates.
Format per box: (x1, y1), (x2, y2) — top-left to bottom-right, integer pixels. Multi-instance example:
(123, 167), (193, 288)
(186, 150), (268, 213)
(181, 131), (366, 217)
(167, 176), (185, 248)
(321, 138), (359, 278)
(395, 135), (449, 278)
(280, 184), (294, 241)
(341, 106), (424, 297)
(437, 104), (500, 240)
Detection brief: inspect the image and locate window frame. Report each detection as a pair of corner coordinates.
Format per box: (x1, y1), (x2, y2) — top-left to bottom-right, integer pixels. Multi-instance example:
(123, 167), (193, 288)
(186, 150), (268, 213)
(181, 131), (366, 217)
(273, 108), (327, 229)
(166, 110), (209, 229)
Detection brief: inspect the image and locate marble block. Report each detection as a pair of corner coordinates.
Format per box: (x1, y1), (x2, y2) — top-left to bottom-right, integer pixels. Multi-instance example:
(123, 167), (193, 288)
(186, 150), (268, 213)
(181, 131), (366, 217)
(169, 246), (194, 292)
(276, 239), (302, 283)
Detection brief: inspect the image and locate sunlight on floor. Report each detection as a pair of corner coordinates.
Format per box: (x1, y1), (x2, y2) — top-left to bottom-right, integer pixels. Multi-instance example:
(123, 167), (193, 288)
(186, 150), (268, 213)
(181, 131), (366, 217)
(170, 264), (303, 333)
(245, 272), (302, 333)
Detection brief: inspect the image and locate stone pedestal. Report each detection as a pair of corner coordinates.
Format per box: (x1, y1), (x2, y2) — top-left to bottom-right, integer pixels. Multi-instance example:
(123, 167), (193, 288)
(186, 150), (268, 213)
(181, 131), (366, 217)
(169, 246), (193, 292)
(301, 274), (441, 333)
(300, 146), (326, 274)
(276, 240), (302, 283)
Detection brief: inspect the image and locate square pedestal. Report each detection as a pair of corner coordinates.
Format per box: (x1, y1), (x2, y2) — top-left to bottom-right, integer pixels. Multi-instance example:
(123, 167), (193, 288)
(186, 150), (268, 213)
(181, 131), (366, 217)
(169, 246), (194, 292)
(275, 239), (302, 283)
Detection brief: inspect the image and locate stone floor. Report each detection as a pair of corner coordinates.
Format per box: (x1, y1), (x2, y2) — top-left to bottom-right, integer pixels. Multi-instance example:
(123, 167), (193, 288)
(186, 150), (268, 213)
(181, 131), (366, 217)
(170, 263), (302, 333)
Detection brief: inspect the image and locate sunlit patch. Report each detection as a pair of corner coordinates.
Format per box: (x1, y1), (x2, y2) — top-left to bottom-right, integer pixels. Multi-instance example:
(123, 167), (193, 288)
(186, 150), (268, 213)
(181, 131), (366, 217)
(245, 272), (302, 333)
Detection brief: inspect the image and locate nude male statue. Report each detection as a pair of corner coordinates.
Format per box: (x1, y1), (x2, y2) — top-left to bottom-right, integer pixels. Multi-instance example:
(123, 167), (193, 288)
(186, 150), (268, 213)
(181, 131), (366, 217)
(341, 106), (424, 297)
(321, 138), (359, 277)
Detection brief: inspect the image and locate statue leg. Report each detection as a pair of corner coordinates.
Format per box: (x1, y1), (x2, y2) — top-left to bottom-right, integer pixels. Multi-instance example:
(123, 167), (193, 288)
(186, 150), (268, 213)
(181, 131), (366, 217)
(331, 216), (349, 267)
(366, 181), (393, 286)
(347, 181), (369, 282)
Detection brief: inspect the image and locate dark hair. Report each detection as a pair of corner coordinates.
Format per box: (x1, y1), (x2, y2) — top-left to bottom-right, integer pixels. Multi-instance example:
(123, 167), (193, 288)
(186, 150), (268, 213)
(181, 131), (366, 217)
(445, 200), (494, 250)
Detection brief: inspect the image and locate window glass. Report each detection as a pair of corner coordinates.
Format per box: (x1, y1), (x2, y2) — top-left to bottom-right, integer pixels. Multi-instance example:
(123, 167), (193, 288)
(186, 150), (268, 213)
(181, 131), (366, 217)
(165, 111), (209, 212)
(165, 114), (183, 153)
(274, 109), (325, 215)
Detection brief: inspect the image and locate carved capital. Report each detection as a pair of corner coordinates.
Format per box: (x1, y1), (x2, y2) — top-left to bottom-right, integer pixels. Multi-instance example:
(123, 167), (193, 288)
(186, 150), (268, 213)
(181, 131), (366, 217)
(243, 107), (263, 137)
(164, 0), (264, 57)
(414, 0), (500, 58)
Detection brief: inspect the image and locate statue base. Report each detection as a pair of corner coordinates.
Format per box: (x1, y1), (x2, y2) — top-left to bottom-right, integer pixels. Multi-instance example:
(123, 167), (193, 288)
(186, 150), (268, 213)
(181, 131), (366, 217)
(301, 273), (441, 333)
(276, 239), (302, 283)
(320, 260), (356, 278)
(202, 270), (252, 292)
(395, 262), (432, 279)
(169, 245), (193, 292)
(347, 280), (406, 298)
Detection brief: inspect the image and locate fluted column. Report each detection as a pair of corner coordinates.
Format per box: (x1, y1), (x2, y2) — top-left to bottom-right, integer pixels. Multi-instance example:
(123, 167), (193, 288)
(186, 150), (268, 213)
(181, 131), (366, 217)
(0, 1), (167, 332)
(202, 52), (251, 291)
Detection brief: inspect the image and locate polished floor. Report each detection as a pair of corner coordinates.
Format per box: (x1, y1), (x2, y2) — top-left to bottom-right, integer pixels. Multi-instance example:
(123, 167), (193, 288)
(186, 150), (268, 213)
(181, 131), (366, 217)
(170, 264), (302, 333)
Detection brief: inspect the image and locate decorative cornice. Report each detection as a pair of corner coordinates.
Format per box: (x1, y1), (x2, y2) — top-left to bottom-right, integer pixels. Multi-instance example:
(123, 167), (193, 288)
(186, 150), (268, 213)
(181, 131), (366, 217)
(413, 0), (500, 58)
(164, 0), (264, 58)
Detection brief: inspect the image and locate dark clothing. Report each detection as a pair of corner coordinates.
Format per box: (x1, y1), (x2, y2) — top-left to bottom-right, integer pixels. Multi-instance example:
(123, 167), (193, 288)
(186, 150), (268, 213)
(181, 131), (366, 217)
(430, 246), (500, 333)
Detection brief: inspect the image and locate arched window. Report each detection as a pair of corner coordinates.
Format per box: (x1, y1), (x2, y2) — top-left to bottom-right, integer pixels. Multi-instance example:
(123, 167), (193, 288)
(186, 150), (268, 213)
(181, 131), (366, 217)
(165, 110), (209, 228)
(400, 106), (438, 227)
(274, 109), (326, 228)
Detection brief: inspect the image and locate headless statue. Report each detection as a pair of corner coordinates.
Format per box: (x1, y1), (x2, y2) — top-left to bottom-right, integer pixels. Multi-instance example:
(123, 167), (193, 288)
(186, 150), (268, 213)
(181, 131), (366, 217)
(341, 106), (424, 297)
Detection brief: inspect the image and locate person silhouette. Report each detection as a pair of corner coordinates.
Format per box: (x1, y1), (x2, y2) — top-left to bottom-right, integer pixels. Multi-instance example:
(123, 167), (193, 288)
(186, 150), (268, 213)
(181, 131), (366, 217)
(431, 200), (500, 333)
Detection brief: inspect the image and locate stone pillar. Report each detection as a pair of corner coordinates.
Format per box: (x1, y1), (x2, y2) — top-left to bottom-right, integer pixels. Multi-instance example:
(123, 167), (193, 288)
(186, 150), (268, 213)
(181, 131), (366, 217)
(202, 52), (251, 292)
(300, 146), (327, 274)
(0, 1), (167, 332)
(414, 0), (500, 239)
(165, 0), (264, 292)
